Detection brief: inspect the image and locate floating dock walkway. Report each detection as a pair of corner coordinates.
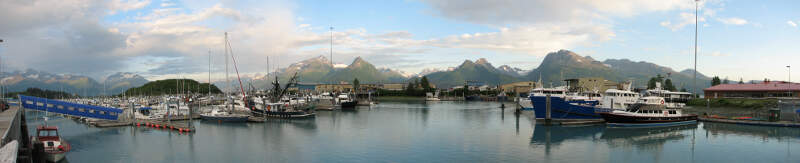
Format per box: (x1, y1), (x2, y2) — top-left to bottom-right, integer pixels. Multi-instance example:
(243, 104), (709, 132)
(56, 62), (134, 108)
(135, 120), (195, 132)
(699, 117), (800, 127)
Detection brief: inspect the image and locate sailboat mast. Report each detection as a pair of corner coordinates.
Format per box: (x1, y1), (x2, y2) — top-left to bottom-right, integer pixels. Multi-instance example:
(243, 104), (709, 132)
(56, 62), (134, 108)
(225, 32), (231, 111)
(208, 50), (211, 99)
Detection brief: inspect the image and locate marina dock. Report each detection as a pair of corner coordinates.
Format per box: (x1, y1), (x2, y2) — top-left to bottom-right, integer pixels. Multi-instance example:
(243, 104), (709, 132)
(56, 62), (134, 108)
(135, 120), (195, 132)
(699, 117), (800, 127)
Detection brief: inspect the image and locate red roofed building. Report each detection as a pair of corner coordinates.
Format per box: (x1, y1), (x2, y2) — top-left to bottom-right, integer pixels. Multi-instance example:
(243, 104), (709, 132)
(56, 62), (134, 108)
(704, 81), (799, 99)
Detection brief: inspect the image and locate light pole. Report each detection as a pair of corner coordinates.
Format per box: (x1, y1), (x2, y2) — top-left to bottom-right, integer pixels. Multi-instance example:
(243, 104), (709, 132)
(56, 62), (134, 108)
(330, 27), (334, 66)
(692, 0), (699, 97)
(788, 65), (791, 83)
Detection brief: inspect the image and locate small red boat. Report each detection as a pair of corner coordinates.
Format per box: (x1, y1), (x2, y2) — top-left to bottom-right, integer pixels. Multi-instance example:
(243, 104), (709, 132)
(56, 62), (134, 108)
(32, 126), (70, 162)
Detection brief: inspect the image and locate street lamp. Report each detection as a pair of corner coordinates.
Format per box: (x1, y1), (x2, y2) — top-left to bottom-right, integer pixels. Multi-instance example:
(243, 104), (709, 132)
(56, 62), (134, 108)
(788, 65), (792, 83)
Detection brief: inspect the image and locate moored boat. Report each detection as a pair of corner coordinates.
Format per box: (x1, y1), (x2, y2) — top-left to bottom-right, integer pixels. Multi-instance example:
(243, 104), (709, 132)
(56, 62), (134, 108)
(200, 108), (249, 122)
(251, 103), (316, 118)
(32, 126), (70, 162)
(600, 96), (697, 126)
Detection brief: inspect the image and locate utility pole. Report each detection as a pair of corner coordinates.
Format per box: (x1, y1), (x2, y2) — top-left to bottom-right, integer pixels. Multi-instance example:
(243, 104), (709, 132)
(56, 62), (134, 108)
(693, 0), (699, 97)
(330, 27), (334, 66)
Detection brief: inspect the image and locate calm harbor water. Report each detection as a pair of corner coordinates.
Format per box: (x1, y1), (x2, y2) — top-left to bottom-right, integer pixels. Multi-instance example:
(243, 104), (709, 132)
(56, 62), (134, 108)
(25, 101), (800, 162)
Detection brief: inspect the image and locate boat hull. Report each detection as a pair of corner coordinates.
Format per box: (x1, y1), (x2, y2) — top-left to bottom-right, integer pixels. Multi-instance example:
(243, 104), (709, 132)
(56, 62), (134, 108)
(606, 120), (697, 128)
(251, 109), (316, 118)
(199, 114), (249, 122)
(45, 151), (66, 162)
(340, 101), (357, 108)
(464, 95), (481, 101)
(518, 98), (533, 111)
(530, 96), (601, 119)
(600, 113), (697, 124)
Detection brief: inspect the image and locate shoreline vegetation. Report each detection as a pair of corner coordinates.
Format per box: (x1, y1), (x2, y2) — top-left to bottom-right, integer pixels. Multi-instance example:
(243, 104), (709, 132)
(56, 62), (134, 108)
(687, 98), (778, 109)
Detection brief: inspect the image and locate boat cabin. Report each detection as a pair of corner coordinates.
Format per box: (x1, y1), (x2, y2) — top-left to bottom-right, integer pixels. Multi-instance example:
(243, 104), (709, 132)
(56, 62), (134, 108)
(622, 97), (684, 117)
(36, 126), (64, 151)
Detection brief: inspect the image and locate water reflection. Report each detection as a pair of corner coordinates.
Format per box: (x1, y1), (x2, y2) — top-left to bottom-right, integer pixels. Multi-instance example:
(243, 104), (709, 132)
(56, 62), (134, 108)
(703, 122), (800, 140)
(601, 124), (696, 151)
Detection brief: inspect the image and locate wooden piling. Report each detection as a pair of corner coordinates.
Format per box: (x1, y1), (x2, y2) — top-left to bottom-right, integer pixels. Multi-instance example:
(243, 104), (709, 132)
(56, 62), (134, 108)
(545, 94), (551, 126)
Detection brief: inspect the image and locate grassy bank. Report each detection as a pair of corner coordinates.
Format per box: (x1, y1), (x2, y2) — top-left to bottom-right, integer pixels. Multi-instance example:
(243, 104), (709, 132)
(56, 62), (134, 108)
(687, 98), (778, 109)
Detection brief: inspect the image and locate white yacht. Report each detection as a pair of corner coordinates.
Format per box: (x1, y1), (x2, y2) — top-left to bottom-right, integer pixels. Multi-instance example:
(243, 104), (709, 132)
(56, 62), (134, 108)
(646, 83), (692, 109)
(599, 89), (640, 110)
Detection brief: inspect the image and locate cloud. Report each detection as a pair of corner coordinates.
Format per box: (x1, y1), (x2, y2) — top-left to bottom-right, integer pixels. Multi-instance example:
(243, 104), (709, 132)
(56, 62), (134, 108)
(0, 0), (130, 78)
(789, 21), (798, 27)
(710, 51), (729, 57)
(420, 0), (695, 26)
(430, 25), (615, 56)
(717, 17), (748, 25)
(108, 0), (151, 14)
(660, 12), (705, 31)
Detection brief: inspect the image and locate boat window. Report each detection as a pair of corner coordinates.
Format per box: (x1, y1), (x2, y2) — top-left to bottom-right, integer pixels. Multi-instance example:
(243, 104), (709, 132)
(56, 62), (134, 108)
(99, 111), (105, 115)
(89, 109), (95, 114)
(46, 104), (53, 108)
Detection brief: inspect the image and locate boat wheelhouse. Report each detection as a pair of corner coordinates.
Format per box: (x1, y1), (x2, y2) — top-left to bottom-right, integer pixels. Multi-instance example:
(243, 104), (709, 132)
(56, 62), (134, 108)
(600, 96), (697, 126)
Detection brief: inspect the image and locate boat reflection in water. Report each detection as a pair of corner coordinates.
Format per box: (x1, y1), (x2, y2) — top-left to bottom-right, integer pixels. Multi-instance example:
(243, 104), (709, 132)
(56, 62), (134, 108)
(531, 123), (697, 151)
(601, 124), (697, 151)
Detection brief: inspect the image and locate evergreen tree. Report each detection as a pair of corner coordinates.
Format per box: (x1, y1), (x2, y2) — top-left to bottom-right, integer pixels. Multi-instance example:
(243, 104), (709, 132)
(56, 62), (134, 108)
(353, 78), (360, 92)
(722, 77), (730, 84)
(738, 78), (744, 84)
(405, 82), (415, 95)
(420, 76), (431, 91)
(648, 77), (657, 89)
(711, 76), (722, 86)
(664, 79), (676, 91)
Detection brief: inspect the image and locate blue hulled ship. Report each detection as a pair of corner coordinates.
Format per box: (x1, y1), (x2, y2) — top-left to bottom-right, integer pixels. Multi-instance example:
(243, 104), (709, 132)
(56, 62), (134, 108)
(530, 96), (602, 119)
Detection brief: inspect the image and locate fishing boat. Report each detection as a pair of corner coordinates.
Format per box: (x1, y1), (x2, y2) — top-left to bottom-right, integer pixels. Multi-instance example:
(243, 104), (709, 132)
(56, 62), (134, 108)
(251, 103), (316, 118)
(600, 96), (697, 127)
(338, 93), (357, 109)
(528, 85), (603, 119)
(530, 93), (600, 119)
(32, 126), (70, 162)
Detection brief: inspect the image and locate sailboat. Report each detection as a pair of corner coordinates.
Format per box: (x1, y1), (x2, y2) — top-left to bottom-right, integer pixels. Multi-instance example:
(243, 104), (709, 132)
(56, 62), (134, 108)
(200, 32), (249, 122)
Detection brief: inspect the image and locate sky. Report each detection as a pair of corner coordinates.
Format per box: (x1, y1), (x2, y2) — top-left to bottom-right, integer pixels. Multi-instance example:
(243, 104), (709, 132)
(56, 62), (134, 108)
(1, 0), (799, 82)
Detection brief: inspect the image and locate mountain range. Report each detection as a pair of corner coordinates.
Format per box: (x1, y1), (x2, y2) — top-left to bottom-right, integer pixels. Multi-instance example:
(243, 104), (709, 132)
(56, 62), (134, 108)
(4, 49), (713, 96)
(0, 70), (149, 96)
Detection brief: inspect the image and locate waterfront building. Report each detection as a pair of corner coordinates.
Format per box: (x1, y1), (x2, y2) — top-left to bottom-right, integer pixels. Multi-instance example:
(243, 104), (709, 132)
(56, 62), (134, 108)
(704, 81), (799, 99)
(500, 81), (536, 96)
(564, 77), (622, 93)
(316, 83), (354, 92)
(379, 83), (405, 91)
